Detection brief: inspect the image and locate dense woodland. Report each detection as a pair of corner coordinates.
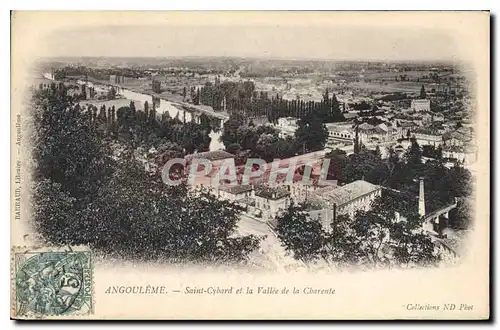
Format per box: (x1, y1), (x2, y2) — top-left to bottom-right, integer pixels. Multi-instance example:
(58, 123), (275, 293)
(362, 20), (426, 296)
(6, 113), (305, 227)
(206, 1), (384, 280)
(191, 80), (346, 123)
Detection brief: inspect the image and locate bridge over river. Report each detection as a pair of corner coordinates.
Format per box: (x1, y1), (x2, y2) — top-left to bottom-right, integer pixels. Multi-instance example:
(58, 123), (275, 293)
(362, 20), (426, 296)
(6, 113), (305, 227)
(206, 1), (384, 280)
(423, 199), (459, 237)
(45, 73), (230, 151)
(74, 78), (229, 128)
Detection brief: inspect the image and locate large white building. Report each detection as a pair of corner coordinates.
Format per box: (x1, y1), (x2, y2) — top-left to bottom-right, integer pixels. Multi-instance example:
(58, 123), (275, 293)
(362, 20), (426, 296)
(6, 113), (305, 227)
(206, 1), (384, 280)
(238, 185), (291, 221)
(217, 185), (253, 202)
(307, 180), (382, 230)
(357, 123), (395, 144)
(412, 128), (443, 146)
(276, 117), (299, 138)
(442, 145), (477, 165)
(326, 122), (354, 142)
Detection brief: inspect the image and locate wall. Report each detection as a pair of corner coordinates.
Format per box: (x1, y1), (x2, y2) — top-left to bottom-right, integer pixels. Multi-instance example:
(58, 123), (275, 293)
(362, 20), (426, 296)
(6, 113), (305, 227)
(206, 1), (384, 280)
(338, 188), (382, 219)
(309, 188), (382, 231)
(254, 195), (290, 220)
(414, 134), (443, 147)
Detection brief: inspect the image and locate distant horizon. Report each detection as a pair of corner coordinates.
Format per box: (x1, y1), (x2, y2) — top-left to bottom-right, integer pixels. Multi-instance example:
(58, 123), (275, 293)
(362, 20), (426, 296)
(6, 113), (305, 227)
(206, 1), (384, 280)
(38, 55), (457, 65)
(37, 23), (459, 62)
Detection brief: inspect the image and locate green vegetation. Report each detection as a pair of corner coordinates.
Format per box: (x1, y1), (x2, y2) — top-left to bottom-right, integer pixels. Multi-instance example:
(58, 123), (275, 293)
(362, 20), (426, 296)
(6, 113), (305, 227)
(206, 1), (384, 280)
(276, 198), (438, 268)
(221, 110), (329, 162)
(325, 139), (472, 216)
(31, 83), (261, 263)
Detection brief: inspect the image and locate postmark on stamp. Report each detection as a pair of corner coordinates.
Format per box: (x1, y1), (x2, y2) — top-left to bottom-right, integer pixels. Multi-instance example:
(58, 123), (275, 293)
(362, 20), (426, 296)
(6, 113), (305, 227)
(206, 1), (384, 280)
(12, 246), (93, 318)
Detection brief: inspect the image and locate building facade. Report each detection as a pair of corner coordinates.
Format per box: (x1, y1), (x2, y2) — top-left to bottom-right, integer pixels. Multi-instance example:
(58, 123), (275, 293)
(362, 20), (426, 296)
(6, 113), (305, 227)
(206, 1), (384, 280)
(308, 180), (382, 230)
(411, 99), (431, 112)
(413, 130), (443, 146)
(276, 117), (299, 138)
(326, 122), (354, 142)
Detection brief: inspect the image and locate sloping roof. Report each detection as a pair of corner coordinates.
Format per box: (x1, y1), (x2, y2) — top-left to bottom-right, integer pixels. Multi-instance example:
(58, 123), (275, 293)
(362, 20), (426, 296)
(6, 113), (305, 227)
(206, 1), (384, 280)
(313, 180), (380, 207)
(358, 123), (375, 130)
(326, 123), (354, 133)
(456, 126), (473, 134)
(399, 121), (418, 128)
(219, 184), (253, 195)
(254, 185), (290, 200)
(411, 99), (431, 105)
(443, 130), (473, 142)
(442, 144), (476, 153)
(343, 113), (359, 119)
(378, 123), (389, 132)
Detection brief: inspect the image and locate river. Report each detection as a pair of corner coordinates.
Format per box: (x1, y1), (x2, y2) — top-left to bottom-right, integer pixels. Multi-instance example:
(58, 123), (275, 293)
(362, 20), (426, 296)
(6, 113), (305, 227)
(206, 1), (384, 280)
(52, 75), (227, 151)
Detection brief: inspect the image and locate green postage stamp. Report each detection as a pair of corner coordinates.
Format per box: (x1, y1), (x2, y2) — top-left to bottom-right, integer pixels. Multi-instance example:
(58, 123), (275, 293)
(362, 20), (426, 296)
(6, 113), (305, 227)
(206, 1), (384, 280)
(11, 246), (93, 319)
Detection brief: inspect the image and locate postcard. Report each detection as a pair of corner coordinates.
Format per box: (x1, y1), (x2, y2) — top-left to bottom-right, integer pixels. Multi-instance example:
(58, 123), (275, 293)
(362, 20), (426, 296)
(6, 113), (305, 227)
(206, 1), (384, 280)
(10, 11), (490, 320)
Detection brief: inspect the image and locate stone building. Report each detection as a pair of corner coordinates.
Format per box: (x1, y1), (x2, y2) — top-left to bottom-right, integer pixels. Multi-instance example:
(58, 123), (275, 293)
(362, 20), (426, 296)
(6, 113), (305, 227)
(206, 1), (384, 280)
(307, 180), (382, 230)
(410, 99), (431, 112)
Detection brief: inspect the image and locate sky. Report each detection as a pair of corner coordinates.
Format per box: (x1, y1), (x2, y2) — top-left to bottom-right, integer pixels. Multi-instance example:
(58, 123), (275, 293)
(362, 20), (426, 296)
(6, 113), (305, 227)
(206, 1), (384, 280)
(41, 24), (457, 62)
(11, 11), (478, 63)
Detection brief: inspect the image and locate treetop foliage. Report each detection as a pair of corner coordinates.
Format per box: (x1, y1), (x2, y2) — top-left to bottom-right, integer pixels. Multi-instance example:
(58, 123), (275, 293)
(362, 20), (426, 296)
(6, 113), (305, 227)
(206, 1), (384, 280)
(31, 84), (261, 264)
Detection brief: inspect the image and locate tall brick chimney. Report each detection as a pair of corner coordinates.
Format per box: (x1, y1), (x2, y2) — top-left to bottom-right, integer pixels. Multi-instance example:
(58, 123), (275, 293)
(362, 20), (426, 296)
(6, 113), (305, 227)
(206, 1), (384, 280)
(418, 177), (426, 217)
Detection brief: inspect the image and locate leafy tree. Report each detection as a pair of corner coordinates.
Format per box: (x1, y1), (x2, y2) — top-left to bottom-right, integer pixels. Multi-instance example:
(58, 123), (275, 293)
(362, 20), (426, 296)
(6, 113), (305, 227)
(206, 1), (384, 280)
(276, 197), (439, 268)
(294, 115), (328, 153)
(83, 160), (262, 262)
(323, 214), (359, 264)
(221, 113), (245, 146)
(154, 142), (186, 179)
(406, 137), (423, 168)
(449, 197), (473, 230)
(31, 85), (261, 264)
(353, 124), (361, 154)
(32, 179), (79, 244)
(194, 88), (200, 105)
(346, 197), (438, 267)
(448, 165), (473, 198)
(325, 148), (348, 183)
(107, 86), (116, 100)
(226, 143), (242, 155)
(342, 149), (388, 185)
(422, 145), (442, 159)
(255, 133), (296, 163)
(420, 85), (427, 99)
(275, 136), (297, 159)
(275, 202), (326, 262)
(385, 146), (401, 177)
(32, 88), (113, 201)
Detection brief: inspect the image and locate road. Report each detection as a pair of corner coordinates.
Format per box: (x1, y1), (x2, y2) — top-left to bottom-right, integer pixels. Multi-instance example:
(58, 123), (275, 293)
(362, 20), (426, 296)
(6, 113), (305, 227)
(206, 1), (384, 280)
(236, 214), (271, 237)
(235, 214), (302, 271)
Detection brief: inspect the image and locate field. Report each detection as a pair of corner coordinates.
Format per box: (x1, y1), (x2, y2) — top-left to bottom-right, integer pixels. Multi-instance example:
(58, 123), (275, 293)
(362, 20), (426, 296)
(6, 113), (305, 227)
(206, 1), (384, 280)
(347, 81), (423, 94)
(331, 69), (462, 96)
